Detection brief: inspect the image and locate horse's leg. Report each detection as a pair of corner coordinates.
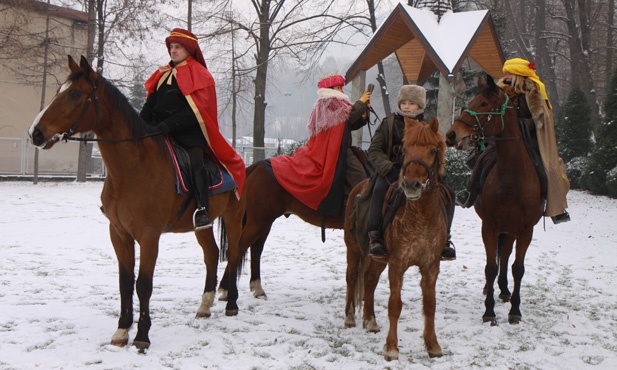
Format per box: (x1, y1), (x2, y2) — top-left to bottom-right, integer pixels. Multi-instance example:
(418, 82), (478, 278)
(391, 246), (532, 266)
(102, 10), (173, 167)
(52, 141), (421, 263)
(344, 234), (362, 328)
(363, 259), (387, 333)
(420, 261), (442, 358)
(482, 225), (499, 325)
(195, 228), (218, 318)
(249, 229), (270, 299)
(384, 262), (404, 361)
(497, 234), (515, 302)
(132, 234), (160, 351)
(508, 226), (533, 324)
(219, 225), (268, 301)
(109, 224), (136, 347)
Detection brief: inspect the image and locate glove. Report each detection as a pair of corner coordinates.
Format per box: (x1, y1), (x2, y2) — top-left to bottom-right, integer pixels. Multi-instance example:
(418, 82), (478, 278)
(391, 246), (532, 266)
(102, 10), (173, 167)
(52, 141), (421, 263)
(156, 122), (170, 135)
(359, 89), (371, 105)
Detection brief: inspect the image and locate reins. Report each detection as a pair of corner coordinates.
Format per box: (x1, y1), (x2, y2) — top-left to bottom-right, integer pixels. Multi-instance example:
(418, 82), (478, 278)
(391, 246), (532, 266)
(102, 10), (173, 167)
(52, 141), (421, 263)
(59, 76), (164, 144)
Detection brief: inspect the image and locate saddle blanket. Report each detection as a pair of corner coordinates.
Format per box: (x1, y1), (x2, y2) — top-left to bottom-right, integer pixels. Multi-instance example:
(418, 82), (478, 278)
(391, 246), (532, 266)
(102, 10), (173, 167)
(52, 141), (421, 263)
(165, 137), (237, 196)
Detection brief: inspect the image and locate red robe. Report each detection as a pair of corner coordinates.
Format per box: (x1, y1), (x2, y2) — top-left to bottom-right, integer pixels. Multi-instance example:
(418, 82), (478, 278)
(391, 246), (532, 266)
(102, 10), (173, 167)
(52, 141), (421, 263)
(270, 90), (352, 210)
(144, 57), (245, 197)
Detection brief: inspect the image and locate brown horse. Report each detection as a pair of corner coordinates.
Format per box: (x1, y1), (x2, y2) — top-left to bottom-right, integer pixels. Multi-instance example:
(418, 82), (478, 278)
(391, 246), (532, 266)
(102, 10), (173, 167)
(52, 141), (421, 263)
(28, 56), (245, 350)
(445, 75), (542, 325)
(344, 117), (448, 361)
(218, 160), (347, 315)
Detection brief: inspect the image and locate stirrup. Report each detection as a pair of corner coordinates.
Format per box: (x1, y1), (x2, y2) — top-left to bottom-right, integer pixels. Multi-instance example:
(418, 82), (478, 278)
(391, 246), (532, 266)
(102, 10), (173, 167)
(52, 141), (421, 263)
(193, 207), (213, 230)
(441, 240), (456, 261)
(551, 210), (570, 224)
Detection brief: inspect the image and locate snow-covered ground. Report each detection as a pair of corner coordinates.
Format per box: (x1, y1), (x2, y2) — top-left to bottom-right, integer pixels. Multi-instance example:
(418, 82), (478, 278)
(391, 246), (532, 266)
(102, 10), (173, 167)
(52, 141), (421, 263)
(0, 181), (615, 370)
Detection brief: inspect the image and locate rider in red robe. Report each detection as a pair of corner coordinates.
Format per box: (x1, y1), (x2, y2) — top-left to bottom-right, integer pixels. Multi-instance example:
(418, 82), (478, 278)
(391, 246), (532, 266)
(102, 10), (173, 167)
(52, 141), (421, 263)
(141, 28), (245, 229)
(270, 74), (371, 217)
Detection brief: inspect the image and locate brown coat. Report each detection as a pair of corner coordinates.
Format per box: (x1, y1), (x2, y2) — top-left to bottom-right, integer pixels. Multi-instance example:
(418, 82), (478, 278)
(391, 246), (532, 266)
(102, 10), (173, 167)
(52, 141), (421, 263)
(501, 79), (570, 217)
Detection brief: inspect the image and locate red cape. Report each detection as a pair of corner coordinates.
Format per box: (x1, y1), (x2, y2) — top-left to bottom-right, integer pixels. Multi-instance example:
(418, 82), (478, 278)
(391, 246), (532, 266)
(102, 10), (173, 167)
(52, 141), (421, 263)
(270, 122), (345, 210)
(144, 57), (245, 197)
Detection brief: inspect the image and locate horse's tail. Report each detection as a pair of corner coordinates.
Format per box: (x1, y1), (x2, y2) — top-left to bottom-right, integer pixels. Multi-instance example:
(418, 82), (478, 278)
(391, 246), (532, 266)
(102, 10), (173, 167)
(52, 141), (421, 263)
(353, 253), (371, 312)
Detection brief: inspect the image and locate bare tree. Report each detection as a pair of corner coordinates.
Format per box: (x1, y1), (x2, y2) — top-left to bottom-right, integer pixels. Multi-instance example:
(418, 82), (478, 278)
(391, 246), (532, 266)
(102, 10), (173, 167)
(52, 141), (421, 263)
(195, 0), (370, 162)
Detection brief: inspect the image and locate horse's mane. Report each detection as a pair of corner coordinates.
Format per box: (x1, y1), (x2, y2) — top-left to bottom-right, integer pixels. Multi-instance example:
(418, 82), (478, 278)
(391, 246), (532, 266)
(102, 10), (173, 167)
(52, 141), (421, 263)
(404, 118), (447, 178)
(68, 70), (165, 146)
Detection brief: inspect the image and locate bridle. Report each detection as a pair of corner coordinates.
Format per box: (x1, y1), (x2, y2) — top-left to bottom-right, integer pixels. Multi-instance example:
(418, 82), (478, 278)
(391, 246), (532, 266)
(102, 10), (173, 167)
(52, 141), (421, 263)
(401, 147), (441, 191)
(454, 91), (513, 151)
(50, 77), (100, 143)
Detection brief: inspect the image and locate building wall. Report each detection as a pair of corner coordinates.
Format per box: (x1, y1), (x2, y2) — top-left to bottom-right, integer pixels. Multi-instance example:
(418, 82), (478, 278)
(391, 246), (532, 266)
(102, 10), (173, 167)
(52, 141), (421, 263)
(0, 0), (90, 175)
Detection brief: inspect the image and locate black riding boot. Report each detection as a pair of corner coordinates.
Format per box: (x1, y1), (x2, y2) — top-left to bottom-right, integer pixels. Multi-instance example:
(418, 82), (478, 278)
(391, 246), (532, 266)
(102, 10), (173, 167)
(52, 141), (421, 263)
(192, 168), (212, 230)
(368, 230), (387, 257)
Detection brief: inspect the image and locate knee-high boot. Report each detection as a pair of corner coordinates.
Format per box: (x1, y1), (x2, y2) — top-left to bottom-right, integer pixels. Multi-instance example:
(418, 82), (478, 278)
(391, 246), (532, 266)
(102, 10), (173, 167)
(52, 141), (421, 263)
(192, 167), (212, 230)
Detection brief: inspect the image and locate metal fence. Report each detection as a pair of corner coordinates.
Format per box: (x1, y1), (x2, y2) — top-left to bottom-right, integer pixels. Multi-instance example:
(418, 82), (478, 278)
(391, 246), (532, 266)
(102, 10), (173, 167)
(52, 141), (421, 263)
(0, 136), (283, 179)
(0, 137), (105, 178)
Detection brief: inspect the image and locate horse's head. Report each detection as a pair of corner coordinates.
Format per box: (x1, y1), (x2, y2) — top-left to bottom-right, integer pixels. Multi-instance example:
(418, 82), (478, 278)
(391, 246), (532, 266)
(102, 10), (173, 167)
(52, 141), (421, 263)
(446, 74), (511, 150)
(29, 55), (100, 149)
(399, 117), (446, 200)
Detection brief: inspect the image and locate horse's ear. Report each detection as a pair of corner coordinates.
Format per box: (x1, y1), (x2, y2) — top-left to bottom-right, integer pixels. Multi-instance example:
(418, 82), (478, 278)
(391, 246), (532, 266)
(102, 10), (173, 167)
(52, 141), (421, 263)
(486, 73), (497, 90)
(429, 117), (439, 133)
(79, 55), (98, 81)
(68, 55), (79, 72)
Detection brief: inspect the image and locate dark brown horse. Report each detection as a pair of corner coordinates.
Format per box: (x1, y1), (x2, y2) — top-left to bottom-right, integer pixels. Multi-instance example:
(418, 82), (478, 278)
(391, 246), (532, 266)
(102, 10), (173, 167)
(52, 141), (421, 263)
(344, 117), (448, 361)
(218, 160), (347, 315)
(445, 75), (542, 325)
(28, 56), (245, 350)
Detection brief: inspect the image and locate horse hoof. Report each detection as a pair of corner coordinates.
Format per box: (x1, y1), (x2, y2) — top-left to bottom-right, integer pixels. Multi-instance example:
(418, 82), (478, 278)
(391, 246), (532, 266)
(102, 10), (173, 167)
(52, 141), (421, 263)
(344, 316), (356, 328)
(508, 315), (522, 324)
(483, 317), (498, 326)
(110, 328), (129, 347)
(384, 352), (399, 361)
(225, 308), (239, 316)
(133, 340), (150, 353)
(195, 311), (211, 319)
(110, 338), (128, 347)
(428, 351), (443, 358)
(499, 294), (511, 302)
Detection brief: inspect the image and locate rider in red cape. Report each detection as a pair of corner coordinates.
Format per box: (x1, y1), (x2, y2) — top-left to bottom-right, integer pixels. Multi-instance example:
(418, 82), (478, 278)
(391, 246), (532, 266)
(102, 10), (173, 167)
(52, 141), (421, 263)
(270, 74), (370, 215)
(141, 28), (245, 229)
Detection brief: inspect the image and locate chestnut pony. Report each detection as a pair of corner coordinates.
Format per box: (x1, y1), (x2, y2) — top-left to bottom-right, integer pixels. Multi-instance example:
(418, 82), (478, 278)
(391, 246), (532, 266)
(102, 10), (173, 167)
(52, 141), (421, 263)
(29, 56), (245, 350)
(344, 117), (448, 361)
(445, 75), (542, 325)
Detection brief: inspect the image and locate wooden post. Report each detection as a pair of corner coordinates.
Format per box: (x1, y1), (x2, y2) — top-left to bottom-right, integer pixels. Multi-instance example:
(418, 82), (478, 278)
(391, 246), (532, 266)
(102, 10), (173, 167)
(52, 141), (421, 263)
(350, 71), (367, 147)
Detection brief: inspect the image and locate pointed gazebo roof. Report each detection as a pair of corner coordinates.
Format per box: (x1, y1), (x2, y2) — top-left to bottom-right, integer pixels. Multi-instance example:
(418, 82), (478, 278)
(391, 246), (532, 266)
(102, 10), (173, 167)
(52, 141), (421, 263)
(345, 2), (505, 85)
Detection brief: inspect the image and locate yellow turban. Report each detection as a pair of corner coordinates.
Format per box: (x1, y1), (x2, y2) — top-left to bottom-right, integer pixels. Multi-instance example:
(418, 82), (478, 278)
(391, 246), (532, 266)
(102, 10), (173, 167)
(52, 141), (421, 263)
(503, 58), (551, 109)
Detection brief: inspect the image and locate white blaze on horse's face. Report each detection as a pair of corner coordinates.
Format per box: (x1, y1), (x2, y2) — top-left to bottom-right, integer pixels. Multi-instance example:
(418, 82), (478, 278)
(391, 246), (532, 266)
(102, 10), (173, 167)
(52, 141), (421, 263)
(29, 80), (73, 136)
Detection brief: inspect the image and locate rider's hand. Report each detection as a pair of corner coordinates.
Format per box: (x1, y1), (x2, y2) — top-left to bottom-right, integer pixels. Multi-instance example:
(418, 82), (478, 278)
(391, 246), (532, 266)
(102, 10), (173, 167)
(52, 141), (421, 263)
(359, 89), (371, 105)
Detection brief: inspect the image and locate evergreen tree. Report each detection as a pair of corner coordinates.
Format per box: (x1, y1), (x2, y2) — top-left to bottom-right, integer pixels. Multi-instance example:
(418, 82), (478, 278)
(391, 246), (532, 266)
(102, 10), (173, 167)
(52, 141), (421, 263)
(129, 75), (147, 112)
(582, 68), (617, 197)
(555, 86), (593, 163)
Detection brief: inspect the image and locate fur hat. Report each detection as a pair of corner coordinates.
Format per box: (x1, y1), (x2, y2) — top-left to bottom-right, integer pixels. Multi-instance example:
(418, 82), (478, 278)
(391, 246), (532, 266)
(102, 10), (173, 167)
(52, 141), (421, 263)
(397, 85), (426, 109)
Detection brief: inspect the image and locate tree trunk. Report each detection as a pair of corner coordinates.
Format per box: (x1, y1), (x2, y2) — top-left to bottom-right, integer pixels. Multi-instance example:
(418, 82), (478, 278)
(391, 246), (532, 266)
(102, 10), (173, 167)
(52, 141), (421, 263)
(605, 0), (614, 96)
(251, 0), (272, 163)
(563, 0), (601, 137)
(535, 0), (561, 113)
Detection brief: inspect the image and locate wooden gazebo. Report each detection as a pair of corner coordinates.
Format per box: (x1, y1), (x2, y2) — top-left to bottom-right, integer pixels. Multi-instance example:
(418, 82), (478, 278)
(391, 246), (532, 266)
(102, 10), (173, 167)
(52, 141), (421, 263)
(345, 2), (505, 130)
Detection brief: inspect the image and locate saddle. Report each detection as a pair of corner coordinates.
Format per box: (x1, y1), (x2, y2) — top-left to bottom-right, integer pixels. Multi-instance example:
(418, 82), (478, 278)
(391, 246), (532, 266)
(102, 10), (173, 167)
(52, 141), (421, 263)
(349, 178), (454, 254)
(164, 137), (237, 196)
